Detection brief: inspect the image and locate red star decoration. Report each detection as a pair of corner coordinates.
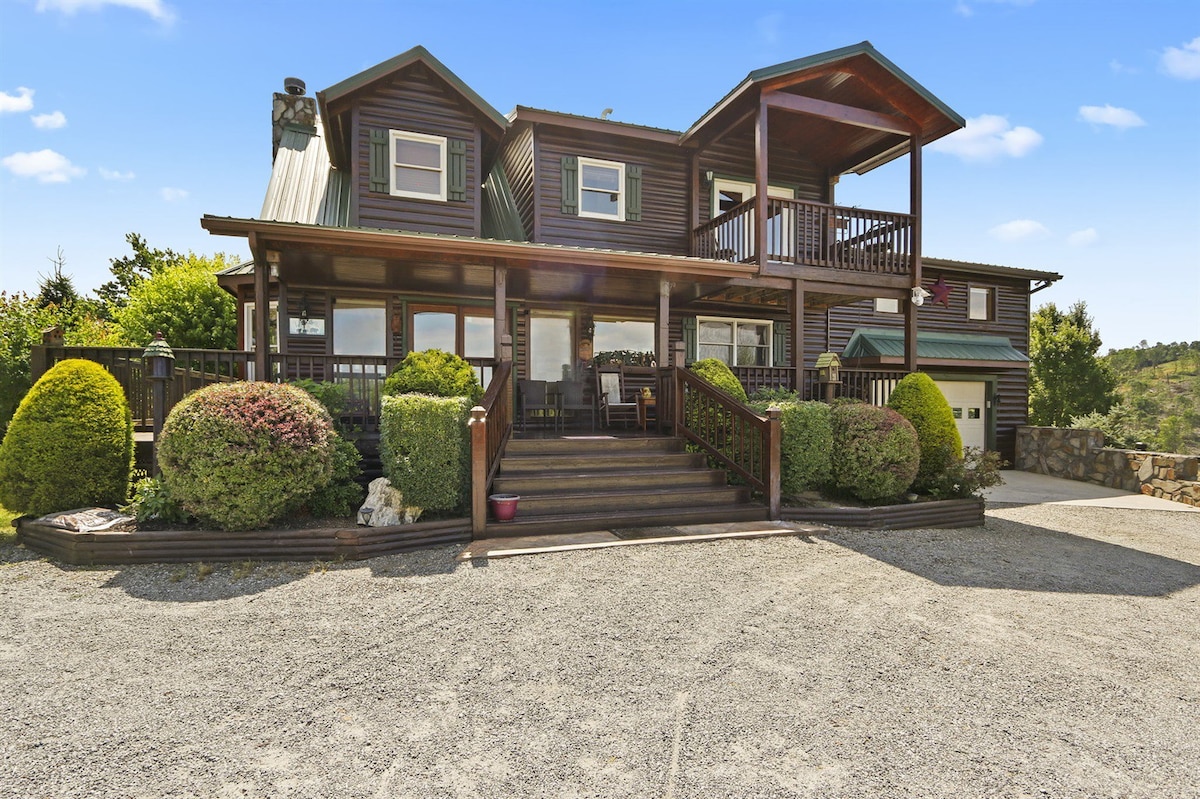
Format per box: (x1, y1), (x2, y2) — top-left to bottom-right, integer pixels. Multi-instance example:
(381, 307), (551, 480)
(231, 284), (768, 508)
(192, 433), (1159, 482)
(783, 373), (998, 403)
(928, 275), (952, 308)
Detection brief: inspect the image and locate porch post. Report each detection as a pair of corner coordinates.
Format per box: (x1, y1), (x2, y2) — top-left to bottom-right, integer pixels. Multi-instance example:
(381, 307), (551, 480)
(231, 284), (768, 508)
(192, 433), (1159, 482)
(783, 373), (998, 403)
(493, 265), (508, 361)
(755, 99), (769, 268)
(252, 241), (272, 382)
(656, 280), (671, 367)
(905, 132), (922, 372)
(791, 279), (804, 393)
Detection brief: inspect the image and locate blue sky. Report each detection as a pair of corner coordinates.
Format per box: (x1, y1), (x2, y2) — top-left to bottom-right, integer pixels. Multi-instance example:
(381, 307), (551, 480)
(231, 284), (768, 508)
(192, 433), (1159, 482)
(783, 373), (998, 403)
(1, 0), (1197, 351)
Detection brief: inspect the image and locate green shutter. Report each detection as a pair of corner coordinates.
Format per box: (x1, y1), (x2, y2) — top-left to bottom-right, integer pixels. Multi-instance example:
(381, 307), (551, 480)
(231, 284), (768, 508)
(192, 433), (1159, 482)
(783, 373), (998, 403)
(625, 164), (642, 221)
(773, 322), (789, 367)
(561, 155), (578, 215)
(682, 316), (696, 364)
(448, 139), (467, 202)
(369, 129), (389, 193)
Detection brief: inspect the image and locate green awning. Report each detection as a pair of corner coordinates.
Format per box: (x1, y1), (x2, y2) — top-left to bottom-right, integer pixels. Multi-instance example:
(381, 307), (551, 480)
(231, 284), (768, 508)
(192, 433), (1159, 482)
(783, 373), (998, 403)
(842, 328), (1028, 365)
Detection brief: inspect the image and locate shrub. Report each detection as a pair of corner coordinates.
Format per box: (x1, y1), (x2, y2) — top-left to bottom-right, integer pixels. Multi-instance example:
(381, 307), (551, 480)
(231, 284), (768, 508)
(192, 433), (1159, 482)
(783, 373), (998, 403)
(924, 447), (1006, 499)
(124, 474), (190, 525)
(689, 358), (748, 402)
(380, 394), (472, 512)
(157, 381), (336, 530)
(887, 373), (962, 493)
(749, 386), (799, 405)
(830, 402), (920, 502)
(291, 378), (350, 421)
(289, 379), (363, 518)
(0, 359), (133, 516)
(383, 350), (482, 403)
(749, 400), (833, 498)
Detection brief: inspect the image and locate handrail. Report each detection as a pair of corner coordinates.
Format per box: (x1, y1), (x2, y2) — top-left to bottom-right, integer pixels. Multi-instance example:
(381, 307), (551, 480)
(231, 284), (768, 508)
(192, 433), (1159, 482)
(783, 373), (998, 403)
(660, 366), (780, 518)
(469, 360), (514, 538)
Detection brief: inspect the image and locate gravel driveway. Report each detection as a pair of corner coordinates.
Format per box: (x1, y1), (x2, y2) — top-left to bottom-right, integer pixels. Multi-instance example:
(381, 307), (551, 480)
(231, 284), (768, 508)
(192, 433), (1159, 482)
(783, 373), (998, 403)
(2, 502), (1198, 798)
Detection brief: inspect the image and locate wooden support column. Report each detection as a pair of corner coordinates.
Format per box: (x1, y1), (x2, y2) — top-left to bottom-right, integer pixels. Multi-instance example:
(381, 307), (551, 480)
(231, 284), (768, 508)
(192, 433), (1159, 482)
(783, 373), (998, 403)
(905, 132), (923, 373)
(493, 265), (508, 361)
(755, 99), (769, 269)
(791, 279), (805, 392)
(249, 233), (271, 382)
(656, 280), (671, 367)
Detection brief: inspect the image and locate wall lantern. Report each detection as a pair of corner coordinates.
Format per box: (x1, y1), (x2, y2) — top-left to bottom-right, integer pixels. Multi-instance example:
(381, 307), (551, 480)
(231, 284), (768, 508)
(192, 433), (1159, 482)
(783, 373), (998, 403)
(815, 351), (841, 385)
(911, 285), (931, 306)
(142, 331), (176, 380)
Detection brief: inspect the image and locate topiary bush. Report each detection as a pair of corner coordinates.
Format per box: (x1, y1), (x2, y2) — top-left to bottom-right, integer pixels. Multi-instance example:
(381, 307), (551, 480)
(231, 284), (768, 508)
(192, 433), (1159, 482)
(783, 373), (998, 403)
(0, 358), (133, 516)
(383, 350), (482, 403)
(689, 358), (748, 402)
(289, 379), (363, 518)
(379, 394), (472, 512)
(887, 372), (962, 493)
(750, 400), (832, 498)
(830, 402), (920, 503)
(157, 381), (336, 530)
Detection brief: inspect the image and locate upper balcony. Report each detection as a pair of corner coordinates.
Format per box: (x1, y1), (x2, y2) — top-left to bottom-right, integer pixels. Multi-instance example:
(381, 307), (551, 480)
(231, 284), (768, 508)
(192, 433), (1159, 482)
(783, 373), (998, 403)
(691, 197), (914, 275)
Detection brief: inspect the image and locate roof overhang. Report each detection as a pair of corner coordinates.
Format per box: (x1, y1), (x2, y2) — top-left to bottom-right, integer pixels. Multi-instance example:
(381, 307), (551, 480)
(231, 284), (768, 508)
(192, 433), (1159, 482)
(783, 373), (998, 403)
(842, 327), (1029, 369)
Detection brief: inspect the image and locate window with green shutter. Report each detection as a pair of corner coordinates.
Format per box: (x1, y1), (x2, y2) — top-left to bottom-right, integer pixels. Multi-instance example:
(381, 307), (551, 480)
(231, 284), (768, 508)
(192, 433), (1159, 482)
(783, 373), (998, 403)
(447, 139), (467, 202)
(560, 155), (578, 214)
(561, 156), (642, 221)
(368, 129), (447, 201)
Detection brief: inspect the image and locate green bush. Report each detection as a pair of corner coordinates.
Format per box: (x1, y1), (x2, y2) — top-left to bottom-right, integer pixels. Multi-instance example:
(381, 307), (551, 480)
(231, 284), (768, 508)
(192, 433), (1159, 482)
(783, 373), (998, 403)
(830, 402), (920, 502)
(750, 400), (832, 498)
(924, 447), (1006, 499)
(157, 381), (336, 530)
(289, 379), (363, 517)
(689, 358), (748, 402)
(380, 394), (472, 512)
(887, 373), (962, 493)
(749, 386), (799, 405)
(383, 350), (482, 403)
(0, 359), (133, 516)
(291, 378), (350, 421)
(124, 474), (190, 525)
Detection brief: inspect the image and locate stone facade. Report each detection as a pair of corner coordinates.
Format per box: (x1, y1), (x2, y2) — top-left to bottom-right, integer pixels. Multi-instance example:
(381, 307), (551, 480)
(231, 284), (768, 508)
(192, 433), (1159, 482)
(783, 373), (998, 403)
(272, 92), (317, 160)
(1016, 426), (1200, 507)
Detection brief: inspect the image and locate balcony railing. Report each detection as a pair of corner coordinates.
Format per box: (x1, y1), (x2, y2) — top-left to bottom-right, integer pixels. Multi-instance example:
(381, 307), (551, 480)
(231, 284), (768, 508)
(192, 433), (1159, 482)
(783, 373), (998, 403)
(692, 197), (914, 275)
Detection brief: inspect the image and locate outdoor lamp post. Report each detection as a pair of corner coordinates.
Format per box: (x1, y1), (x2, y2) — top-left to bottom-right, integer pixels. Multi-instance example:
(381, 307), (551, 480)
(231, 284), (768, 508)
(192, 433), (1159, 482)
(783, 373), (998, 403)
(142, 332), (175, 475)
(815, 351), (841, 404)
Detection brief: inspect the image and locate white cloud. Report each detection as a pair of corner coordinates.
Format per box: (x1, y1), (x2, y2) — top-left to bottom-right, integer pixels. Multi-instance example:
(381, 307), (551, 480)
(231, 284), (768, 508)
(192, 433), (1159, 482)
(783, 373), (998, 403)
(955, 0), (1035, 16)
(160, 187), (188, 202)
(99, 167), (135, 181)
(928, 114), (1043, 161)
(989, 219), (1050, 242)
(31, 110), (67, 129)
(1078, 104), (1145, 129)
(1161, 36), (1200, 80)
(35, 0), (174, 23)
(1067, 228), (1099, 247)
(0, 87), (35, 113)
(1109, 59), (1139, 75)
(1, 149), (86, 183)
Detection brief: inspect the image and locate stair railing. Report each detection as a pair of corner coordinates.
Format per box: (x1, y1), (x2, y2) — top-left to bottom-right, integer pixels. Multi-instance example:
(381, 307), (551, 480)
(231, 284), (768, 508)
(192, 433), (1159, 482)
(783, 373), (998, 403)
(469, 360), (514, 538)
(658, 366), (781, 519)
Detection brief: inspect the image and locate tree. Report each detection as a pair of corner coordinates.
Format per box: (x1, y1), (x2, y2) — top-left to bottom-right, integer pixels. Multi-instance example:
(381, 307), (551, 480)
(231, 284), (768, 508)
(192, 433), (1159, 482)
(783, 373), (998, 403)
(114, 253), (237, 349)
(94, 233), (179, 319)
(36, 248), (80, 309)
(1029, 301), (1116, 427)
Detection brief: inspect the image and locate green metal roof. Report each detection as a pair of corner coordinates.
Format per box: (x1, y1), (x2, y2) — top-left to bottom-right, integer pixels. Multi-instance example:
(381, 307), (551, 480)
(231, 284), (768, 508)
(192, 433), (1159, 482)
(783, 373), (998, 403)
(481, 162), (527, 242)
(843, 328), (1029, 363)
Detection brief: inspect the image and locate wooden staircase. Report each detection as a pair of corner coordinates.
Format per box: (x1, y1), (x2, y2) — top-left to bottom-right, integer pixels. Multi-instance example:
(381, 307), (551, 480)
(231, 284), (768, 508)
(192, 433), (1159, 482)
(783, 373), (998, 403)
(484, 435), (769, 537)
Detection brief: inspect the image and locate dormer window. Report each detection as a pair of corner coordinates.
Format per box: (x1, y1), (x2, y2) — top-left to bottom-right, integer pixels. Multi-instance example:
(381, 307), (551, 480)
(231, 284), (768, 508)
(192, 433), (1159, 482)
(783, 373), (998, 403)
(578, 157), (625, 220)
(390, 130), (447, 201)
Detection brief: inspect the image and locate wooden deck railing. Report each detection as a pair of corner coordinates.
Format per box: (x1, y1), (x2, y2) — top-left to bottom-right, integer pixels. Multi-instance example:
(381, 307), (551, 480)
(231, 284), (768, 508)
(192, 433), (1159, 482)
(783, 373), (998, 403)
(469, 361), (514, 538)
(691, 197), (914, 275)
(658, 366), (780, 518)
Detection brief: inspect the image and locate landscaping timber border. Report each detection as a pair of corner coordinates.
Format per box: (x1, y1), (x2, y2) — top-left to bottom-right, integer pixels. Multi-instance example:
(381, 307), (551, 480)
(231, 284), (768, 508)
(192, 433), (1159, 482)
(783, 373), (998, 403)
(780, 497), (985, 529)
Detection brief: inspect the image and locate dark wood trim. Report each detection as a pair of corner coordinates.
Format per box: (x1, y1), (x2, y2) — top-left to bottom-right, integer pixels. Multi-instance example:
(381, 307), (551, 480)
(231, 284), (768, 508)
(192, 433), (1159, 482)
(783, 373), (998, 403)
(759, 264), (910, 292)
(781, 497), (984, 529)
(689, 150), (700, 231)
(249, 233), (270, 380)
(762, 90), (919, 135)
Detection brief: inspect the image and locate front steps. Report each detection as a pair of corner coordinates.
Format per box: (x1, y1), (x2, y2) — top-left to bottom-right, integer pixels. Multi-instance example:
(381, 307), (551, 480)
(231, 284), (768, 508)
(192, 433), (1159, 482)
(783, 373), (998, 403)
(484, 435), (768, 537)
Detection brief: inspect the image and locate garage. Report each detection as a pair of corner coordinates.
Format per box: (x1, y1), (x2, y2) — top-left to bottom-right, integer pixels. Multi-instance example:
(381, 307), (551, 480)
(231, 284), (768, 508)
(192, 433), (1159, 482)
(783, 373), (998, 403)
(934, 380), (987, 451)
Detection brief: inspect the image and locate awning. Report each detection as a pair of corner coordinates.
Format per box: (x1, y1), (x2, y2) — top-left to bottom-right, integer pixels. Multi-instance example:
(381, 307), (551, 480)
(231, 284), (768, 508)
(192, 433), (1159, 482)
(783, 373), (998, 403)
(842, 327), (1029, 369)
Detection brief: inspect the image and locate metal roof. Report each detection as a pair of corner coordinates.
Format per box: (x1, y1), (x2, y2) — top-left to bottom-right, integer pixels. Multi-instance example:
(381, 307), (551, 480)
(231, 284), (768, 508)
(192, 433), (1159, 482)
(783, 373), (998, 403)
(260, 123), (349, 227)
(481, 162), (527, 242)
(924, 257), (1062, 284)
(843, 328), (1029, 363)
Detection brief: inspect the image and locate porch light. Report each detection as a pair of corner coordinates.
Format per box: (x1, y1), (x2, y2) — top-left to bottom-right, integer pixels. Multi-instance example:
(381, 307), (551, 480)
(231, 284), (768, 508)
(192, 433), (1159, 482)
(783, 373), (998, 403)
(911, 286), (931, 306)
(142, 332), (175, 380)
(815, 352), (841, 385)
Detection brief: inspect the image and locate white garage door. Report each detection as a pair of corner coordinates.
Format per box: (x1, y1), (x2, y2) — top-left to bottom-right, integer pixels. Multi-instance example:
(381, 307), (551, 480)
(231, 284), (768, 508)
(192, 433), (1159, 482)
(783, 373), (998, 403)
(934, 380), (986, 452)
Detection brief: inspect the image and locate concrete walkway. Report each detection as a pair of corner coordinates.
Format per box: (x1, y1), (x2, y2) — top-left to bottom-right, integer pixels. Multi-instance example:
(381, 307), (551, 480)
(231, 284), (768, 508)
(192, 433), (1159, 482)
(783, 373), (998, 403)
(985, 469), (1198, 512)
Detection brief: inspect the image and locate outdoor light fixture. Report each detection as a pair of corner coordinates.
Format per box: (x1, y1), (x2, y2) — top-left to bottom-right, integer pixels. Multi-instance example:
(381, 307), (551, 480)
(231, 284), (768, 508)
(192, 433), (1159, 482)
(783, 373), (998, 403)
(142, 331), (175, 380)
(911, 286), (931, 306)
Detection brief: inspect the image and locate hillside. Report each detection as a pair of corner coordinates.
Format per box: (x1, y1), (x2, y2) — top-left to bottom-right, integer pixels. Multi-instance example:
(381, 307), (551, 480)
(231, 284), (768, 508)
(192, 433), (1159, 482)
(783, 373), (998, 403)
(1100, 341), (1200, 455)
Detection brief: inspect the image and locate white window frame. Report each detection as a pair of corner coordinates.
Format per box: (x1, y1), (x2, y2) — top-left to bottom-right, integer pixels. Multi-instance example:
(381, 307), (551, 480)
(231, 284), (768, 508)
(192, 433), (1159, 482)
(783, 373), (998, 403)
(578, 156), (625, 221)
(696, 316), (773, 367)
(389, 130), (447, 201)
(968, 286), (993, 321)
(243, 301), (279, 352)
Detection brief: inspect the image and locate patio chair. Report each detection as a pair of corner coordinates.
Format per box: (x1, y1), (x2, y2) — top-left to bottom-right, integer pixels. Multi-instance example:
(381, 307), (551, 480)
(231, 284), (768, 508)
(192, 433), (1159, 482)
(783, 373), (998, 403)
(595, 367), (637, 428)
(558, 379), (595, 432)
(518, 379), (556, 432)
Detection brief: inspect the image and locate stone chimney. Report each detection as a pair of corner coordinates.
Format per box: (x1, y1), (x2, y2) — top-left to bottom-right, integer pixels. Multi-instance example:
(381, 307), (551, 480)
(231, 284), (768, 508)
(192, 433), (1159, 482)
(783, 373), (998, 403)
(272, 77), (317, 161)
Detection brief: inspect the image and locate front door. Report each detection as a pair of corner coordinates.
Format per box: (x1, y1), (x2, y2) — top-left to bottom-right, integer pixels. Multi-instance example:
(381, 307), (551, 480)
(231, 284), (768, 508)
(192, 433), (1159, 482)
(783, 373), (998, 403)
(712, 178), (795, 261)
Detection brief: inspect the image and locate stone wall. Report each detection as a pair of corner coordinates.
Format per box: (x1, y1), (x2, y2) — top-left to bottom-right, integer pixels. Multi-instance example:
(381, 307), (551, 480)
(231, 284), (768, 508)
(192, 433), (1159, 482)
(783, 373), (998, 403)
(1016, 426), (1199, 507)
(272, 92), (317, 160)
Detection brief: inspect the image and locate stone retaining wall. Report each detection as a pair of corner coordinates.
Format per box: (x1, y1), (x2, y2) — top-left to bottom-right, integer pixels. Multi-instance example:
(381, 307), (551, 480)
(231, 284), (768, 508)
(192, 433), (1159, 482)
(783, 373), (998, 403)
(1016, 426), (1199, 507)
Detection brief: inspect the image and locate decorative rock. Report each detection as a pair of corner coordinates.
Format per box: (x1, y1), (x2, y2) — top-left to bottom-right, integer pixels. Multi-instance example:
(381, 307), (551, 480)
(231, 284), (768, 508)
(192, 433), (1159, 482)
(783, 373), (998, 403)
(358, 478), (422, 527)
(1137, 457), (1155, 482)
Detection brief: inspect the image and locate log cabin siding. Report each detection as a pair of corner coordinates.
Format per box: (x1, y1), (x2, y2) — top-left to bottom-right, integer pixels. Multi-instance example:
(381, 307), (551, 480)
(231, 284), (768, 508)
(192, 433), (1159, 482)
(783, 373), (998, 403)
(698, 127), (828, 219)
(499, 123), (535, 240)
(352, 63), (481, 236)
(534, 126), (691, 255)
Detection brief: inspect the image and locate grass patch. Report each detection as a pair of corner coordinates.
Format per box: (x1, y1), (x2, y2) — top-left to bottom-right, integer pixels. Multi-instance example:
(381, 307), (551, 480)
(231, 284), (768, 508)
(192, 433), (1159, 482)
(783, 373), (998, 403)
(0, 503), (18, 546)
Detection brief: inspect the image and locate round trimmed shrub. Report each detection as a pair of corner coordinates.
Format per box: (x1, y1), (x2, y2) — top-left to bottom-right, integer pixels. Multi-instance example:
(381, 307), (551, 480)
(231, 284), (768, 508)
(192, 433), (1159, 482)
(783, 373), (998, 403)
(830, 402), (920, 502)
(749, 400), (833, 498)
(887, 373), (962, 493)
(689, 358), (748, 402)
(383, 349), (482, 402)
(157, 381), (336, 530)
(0, 359), (133, 516)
